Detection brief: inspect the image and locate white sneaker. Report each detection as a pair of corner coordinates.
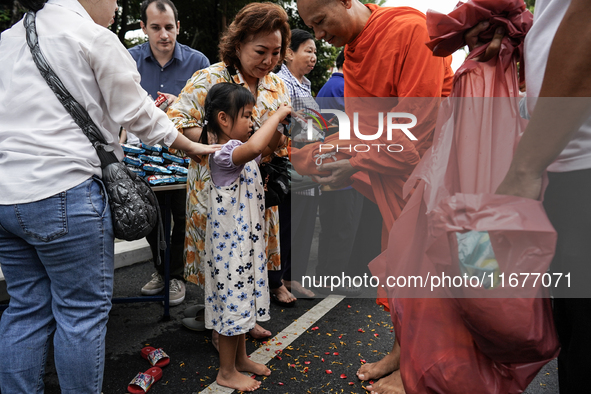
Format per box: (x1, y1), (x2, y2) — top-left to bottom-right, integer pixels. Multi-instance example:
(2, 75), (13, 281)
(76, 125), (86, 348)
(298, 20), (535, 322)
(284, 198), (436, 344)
(141, 272), (164, 295)
(169, 279), (186, 306)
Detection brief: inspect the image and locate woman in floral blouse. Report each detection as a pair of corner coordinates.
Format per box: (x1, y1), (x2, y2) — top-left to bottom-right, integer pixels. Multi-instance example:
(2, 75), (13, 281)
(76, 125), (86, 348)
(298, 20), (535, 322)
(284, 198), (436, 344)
(167, 2), (294, 339)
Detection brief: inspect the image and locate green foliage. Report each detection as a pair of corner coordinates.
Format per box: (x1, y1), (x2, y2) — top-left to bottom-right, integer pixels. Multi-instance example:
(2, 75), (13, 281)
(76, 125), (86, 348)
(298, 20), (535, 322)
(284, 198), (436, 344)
(0, 1), (18, 32)
(0, 0), (389, 94)
(360, 0), (386, 6)
(281, 1), (337, 96)
(524, 0), (535, 13)
(280, 0), (385, 95)
(124, 34), (148, 49)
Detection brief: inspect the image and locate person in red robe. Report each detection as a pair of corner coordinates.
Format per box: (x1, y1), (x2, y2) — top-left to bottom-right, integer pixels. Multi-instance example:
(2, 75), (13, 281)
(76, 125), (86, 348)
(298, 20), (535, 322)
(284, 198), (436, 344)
(297, 0), (452, 392)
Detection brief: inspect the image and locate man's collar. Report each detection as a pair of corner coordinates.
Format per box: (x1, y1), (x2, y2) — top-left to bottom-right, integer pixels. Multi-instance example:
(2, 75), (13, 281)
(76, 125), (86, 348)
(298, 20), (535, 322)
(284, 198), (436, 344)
(143, 41), (180, 66)
(172, 42), (183, 62)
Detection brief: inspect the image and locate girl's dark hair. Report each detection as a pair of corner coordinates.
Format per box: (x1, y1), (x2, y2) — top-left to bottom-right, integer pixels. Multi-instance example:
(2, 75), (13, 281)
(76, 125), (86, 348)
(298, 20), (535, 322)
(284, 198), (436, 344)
(336, 50), (345, 70)
(289, 29), (314, 52)
(18, 0), (47, 11)
(200, 83), (256, 145)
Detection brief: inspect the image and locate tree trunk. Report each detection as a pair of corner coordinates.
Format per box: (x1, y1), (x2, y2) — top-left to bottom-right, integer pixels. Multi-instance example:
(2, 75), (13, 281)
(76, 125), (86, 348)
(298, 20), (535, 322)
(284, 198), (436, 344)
(11, 0), (21, 27)
(221, 0), (227, 31)
(117, 0), (129, 44)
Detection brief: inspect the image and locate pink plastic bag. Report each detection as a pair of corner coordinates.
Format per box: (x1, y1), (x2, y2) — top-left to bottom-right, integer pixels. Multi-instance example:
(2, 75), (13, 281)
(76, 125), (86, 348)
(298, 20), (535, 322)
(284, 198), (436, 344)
(367, 0), (559, 392)
(427, 193), (558, 364)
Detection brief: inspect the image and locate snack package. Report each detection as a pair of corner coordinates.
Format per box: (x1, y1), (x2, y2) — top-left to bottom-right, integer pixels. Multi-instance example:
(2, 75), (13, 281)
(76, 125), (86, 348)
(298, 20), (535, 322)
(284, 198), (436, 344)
(146, 175), (176, 186)
(142, 164), (172, 175)
(121, 144), (145, 156)
(174, 175), (187, 183)
(141, 142), (163, 154)
(166, 165), (188, 175)
(139, 154), (165, 165)
(123, 155), (143, 167)
(162, 152), (185, 165)
(154, 94), (169, 112)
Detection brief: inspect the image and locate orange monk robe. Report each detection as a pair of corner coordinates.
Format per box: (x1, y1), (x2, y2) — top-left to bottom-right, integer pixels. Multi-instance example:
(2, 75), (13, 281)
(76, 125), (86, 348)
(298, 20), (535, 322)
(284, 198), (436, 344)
(342, 4), (452, 307)
(344, 4), (453, 243)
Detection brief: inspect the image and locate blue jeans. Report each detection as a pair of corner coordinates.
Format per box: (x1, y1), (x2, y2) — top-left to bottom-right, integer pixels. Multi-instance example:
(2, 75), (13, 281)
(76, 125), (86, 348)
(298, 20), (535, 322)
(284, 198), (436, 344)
(0, 177), (114, 394)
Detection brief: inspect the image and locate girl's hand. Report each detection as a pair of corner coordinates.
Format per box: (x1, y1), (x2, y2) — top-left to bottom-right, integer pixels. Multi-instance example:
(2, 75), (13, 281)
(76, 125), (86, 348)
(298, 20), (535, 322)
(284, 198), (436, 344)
(275, 103), (293, 122)
(185, 142), (223, 163)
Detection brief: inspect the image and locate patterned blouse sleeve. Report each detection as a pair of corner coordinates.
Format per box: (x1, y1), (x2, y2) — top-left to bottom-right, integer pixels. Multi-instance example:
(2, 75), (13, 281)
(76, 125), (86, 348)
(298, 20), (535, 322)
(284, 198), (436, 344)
(167, 66), (215, 132)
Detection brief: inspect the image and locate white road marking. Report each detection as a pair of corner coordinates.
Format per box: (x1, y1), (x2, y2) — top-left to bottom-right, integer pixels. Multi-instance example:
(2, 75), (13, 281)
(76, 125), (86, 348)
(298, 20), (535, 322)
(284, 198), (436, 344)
(198, 295), (346, 393)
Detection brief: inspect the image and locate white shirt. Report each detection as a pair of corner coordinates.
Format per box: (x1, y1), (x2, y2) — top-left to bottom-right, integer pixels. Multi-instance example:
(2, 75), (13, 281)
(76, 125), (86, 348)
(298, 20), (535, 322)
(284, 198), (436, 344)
(524, 0), (591, 172)
(0, 0), (179, 204)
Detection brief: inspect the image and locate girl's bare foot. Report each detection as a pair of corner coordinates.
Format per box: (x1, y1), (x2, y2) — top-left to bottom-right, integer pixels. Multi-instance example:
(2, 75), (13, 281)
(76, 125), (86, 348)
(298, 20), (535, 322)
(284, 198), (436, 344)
(216, 369), (261, 392)
(236, 357), (271, 377)
(248, 324), (272, 339)
(366, 369), (405, 394)
(357, 351), (400, 381)
(284, 280), (315, 298)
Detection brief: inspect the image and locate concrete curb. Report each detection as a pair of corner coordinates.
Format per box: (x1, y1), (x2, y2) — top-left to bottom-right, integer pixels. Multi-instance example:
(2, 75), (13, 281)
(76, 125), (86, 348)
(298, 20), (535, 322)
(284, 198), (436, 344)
(0, 238), (152, 302)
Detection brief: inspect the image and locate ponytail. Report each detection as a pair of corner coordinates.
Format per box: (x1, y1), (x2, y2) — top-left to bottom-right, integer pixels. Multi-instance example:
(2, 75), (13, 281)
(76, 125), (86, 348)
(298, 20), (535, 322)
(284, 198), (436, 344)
(199, 123), (209, 145)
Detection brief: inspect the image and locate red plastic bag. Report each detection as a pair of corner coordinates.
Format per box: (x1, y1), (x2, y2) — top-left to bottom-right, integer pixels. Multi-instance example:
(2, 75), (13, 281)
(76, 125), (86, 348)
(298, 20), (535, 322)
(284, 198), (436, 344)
(391, 297), (556, 394)
(427, 193), (558, 364)
(367, 0), (559, 392)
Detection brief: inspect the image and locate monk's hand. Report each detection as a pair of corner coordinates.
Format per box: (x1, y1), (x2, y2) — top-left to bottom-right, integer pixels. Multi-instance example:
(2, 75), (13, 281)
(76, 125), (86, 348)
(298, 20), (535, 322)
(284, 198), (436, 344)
(312, 159), (358, 189)
(464, 21), (505, 62)
(495, 167), (543, 200)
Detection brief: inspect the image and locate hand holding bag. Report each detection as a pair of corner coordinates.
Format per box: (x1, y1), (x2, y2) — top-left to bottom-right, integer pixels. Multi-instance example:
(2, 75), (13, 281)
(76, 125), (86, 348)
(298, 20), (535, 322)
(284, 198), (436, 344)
(24, 11), (162, 244)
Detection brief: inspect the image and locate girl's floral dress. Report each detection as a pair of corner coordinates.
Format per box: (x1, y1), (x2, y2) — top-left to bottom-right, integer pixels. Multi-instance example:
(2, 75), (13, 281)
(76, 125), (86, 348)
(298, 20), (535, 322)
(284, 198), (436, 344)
(204, 142), (269, 334)
(167, 62), (290, 288)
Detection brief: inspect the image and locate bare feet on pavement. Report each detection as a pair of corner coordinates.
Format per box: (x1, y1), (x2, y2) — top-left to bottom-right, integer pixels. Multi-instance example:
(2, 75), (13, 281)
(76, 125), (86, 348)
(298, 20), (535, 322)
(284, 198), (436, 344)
(357, 351), (400, 381)
(216, 369), (261, 392)
(236, 357), (271, 377)
(270, 284), (296, 304)
(366, 369), (405, 394)
(249, 324), (272, 339)
(284, 280), (315, 298)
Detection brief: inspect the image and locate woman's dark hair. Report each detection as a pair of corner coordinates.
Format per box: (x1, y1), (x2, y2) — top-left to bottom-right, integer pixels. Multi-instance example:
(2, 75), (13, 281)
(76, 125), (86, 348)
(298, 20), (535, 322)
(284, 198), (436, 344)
(218, 2), (291, 68)
(18, 0), (47, 11)
(289, 29), (314, 52)
(336, 50), (345, 70)
(200, 83), (256, 145)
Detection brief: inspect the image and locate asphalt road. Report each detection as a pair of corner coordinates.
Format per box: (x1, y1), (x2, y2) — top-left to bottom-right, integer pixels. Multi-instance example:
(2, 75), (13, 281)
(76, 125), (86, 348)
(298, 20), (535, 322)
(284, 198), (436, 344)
(1, 258), (556, 394)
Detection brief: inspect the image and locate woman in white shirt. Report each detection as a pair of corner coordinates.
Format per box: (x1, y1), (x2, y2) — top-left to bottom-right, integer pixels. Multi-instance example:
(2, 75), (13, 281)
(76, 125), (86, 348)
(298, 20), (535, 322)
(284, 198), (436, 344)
(0, 0), (218, 392)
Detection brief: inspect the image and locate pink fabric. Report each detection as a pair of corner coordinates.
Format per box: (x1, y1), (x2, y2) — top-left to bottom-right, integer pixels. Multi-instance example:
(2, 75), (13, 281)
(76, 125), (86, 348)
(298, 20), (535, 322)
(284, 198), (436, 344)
(426, 0), (532, 84)
(368, 1), (559, 392)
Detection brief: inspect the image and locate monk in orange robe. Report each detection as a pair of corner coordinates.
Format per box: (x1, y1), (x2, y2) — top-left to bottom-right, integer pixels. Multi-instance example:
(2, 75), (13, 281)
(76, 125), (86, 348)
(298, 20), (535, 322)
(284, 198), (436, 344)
(297, 0), (452, 392)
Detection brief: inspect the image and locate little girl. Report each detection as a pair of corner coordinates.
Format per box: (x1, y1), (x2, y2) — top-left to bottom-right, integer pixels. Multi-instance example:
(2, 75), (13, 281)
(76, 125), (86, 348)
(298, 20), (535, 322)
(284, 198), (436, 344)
(200, 83), (291, 392)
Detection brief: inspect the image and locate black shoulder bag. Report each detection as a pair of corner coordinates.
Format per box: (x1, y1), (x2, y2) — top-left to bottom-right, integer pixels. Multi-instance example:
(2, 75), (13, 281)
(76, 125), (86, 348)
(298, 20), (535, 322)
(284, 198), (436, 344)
(24, 11), (164, 247)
